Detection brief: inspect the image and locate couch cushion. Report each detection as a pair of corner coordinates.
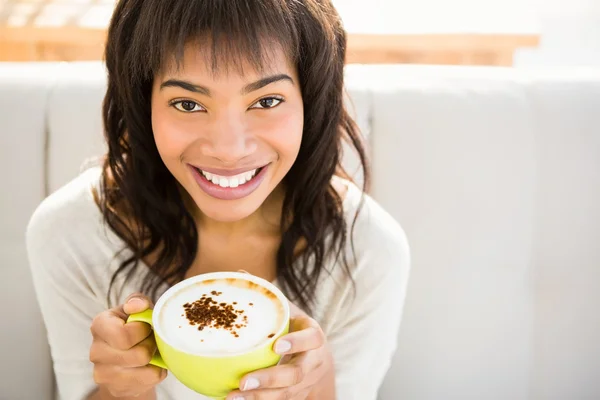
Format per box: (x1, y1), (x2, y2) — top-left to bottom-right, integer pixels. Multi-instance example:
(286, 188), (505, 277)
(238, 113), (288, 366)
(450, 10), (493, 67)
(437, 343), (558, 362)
(364, 65), (536, 400)
(527, 69), (600, 399)
(0, 62), (59, 400)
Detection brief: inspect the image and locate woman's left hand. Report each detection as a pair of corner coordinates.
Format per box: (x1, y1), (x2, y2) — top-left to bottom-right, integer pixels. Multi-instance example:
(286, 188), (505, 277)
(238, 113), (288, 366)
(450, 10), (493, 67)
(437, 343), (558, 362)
(226, 302), (334, 400)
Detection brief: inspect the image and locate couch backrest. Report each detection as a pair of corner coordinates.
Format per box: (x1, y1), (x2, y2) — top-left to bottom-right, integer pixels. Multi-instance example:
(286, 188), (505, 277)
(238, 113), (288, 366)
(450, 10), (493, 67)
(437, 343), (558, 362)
(0, 63), (60, 400)
(2, 62), (600, 400)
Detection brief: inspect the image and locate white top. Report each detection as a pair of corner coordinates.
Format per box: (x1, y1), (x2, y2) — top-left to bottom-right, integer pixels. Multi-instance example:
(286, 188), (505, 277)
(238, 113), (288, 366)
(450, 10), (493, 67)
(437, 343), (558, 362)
(26, 166), (411, 400)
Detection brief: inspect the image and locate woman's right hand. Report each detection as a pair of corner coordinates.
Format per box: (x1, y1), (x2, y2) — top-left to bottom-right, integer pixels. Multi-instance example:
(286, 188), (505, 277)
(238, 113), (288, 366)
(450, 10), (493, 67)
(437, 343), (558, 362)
(89, 293), (167, 399)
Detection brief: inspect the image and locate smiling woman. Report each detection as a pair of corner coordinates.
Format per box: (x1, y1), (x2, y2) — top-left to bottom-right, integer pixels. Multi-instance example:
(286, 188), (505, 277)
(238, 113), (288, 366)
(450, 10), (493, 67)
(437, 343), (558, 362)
(25, 1), (411, 399)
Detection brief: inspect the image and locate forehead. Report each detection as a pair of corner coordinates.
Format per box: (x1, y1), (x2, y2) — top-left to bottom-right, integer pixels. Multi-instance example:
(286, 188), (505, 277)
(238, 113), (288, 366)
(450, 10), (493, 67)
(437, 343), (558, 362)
(158, 39), (296, 81)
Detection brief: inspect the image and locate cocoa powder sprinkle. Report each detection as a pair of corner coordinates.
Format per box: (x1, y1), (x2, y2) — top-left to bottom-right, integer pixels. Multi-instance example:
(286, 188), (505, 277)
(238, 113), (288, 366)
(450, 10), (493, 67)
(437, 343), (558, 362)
(182, 293), (249, 337)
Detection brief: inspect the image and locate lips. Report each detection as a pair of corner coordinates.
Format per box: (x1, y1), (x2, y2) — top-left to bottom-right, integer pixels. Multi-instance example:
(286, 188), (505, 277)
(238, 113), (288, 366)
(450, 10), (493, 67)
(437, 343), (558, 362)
(189, 163), (270, 201)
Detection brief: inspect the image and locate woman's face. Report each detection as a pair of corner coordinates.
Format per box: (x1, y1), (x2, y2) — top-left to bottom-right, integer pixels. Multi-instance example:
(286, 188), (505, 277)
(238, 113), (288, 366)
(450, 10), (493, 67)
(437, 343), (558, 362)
(151, 44), (304, 223)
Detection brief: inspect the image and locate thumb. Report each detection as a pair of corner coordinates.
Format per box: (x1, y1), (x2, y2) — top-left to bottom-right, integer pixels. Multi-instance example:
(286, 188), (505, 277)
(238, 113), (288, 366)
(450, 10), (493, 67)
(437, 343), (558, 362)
(122, 292), (154, 315)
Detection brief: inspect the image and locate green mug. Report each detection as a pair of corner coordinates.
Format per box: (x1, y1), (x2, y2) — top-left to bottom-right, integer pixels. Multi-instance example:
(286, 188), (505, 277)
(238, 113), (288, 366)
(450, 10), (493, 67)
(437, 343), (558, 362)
(127, 271), (290, 399)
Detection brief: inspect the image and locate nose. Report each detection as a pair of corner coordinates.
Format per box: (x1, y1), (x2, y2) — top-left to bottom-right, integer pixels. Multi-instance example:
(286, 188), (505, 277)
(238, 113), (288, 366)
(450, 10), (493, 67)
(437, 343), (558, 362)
(202, 112), (255, 164)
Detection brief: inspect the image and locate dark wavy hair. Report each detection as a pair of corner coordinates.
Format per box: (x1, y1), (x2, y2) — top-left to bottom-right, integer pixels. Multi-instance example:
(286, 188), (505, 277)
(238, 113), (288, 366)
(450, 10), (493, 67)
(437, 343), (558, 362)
(98, 0), (369, 312)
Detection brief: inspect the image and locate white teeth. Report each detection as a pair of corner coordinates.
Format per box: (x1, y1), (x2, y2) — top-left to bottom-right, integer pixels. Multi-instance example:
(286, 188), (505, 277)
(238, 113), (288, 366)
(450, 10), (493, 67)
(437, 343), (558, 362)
(200, 168), (259, 188)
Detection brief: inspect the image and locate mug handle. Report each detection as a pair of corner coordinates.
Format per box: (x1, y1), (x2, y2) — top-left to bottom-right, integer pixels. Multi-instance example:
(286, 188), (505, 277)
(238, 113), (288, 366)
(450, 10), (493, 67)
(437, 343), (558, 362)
(126, 309), (168, 369)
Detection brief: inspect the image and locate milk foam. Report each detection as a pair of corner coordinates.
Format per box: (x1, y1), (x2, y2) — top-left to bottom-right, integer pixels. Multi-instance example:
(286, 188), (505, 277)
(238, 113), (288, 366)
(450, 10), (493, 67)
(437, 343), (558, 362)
(158, 279), (285, 354)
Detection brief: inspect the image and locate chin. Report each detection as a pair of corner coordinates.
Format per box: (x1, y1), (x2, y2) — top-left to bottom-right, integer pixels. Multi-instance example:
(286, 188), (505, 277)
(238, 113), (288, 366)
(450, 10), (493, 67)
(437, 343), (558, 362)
(193, 196), (264, 223)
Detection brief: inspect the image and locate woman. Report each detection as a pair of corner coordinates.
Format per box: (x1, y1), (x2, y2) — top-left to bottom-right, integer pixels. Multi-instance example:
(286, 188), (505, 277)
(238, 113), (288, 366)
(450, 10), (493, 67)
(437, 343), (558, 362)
(26, 0), (410, 399)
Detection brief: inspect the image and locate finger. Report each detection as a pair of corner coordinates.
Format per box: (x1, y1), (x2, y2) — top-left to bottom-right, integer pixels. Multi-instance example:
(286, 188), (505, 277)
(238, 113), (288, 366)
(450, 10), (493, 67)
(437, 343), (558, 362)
(226, 386), (298, 400)
(105, 385), (157, 399)
(122, 293), (154, 315)
(91, 310), (152, 351)
(296, 387), (312, 399)
(288, 300), (307, 319)
(241, 349), (325, 391)
(90, 334), (157, 367)
(239, 359), (309, 391)
(94, 364), (167, 397)
(93, 364), (167, 386)
(274, 319), (325, 355)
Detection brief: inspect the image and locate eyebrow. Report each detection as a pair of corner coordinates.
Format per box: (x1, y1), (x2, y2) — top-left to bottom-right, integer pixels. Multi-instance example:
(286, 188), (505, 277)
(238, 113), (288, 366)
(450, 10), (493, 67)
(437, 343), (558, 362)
(159, 74), (294, 96)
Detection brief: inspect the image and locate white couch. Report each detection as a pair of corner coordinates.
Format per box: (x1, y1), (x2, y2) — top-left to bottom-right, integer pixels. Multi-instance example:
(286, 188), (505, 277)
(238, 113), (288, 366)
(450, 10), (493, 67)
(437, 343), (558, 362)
(1, 62), (599, 400)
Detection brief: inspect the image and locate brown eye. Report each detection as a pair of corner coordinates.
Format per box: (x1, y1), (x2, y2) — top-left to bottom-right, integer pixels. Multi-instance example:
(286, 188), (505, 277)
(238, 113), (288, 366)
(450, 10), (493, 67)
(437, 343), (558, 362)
(172, 100), (204, 113)
(260, 98), (275, 108)
(250, 97), (283, 110)
(181, 101), (196, 111)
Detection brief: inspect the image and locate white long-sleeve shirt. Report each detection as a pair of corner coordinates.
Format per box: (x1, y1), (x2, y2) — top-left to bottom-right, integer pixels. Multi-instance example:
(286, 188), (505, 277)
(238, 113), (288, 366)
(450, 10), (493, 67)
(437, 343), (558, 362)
(26, 166), (410, 400)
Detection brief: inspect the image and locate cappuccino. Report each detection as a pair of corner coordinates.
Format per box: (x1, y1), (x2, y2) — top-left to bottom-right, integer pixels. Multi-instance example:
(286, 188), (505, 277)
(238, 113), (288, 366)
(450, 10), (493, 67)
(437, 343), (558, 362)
(158, 277), (286, 354)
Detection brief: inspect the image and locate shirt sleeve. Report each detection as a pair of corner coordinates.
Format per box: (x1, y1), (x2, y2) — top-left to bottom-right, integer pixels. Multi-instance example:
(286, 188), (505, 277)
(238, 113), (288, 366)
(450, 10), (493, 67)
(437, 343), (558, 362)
(327, 206), (411, 400)
(26, 191), (106, 400)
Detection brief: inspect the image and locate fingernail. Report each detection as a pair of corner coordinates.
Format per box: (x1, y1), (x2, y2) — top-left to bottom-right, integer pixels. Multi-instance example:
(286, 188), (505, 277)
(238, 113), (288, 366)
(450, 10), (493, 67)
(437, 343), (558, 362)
(127, 297), (144, 306)
(275, 339), (291, 354)
(232, 397), (245, 400)
(242, 377), (260, 391)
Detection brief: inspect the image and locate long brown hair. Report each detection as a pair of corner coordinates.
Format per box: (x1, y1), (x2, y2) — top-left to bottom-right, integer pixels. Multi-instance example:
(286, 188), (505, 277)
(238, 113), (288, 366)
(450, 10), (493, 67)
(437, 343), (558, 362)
(99, 0), (369, 312)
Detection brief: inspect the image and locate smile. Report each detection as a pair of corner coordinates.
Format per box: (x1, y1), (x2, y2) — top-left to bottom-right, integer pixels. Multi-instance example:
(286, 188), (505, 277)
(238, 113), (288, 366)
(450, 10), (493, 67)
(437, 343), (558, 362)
(189, 164), (270, 201)
(195, 167), (263, 188)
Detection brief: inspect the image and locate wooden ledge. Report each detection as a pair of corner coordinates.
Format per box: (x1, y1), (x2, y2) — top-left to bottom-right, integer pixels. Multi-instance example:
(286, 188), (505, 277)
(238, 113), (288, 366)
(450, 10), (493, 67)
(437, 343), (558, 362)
(346, 33), (540, 65)
(0, 27), (540, 66)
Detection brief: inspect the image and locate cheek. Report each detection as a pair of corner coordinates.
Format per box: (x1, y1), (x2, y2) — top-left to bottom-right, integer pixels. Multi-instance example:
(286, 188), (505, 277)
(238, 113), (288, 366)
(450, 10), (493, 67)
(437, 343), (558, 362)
(151, 108), (195, 162)
(260, 110), (304, 159)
